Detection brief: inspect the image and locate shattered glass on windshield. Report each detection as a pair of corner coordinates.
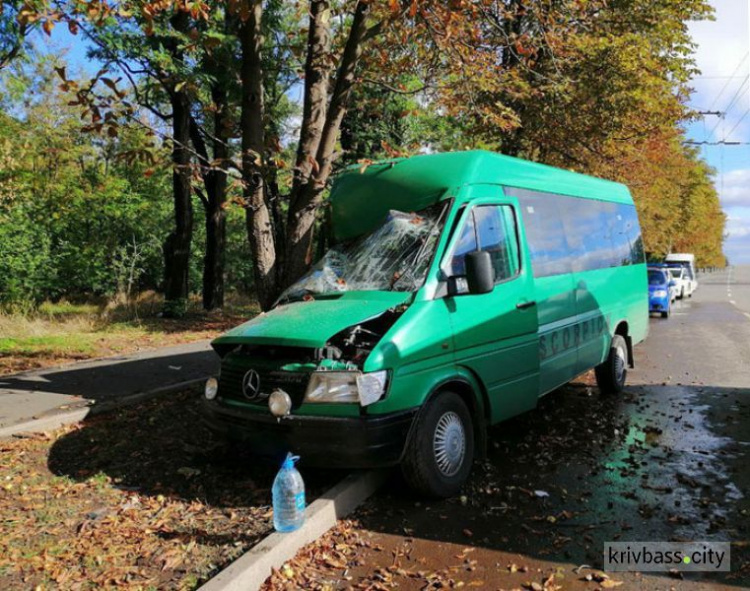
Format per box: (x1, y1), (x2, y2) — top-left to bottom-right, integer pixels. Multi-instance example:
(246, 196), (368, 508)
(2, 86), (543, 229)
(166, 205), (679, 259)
(279, 203), (447, 301)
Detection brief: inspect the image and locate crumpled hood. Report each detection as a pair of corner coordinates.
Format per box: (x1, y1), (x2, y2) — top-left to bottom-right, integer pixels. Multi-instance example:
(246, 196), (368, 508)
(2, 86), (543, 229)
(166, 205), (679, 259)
(212, 291), (411, 349)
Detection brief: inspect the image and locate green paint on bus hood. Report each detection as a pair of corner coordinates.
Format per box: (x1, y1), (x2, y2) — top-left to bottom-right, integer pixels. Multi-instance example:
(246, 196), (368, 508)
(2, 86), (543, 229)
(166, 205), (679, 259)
(211, 291), (411, 349)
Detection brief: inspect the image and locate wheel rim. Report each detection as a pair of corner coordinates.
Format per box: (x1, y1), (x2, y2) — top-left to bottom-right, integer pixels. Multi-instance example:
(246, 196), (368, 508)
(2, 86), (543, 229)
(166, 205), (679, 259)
(614, 345), (626, 384)
(433, 411), (466, 477)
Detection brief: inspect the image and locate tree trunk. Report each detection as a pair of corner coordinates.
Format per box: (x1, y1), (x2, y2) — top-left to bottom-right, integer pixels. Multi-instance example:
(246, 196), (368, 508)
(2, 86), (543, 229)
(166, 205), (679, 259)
(200, 83), (229, 311)
(290, 0), (332, 202)
(283, 0), (370, 287)
(240, 0), (277, 310)
(203, 199), (226, 310)
(163, 90), (193, 313)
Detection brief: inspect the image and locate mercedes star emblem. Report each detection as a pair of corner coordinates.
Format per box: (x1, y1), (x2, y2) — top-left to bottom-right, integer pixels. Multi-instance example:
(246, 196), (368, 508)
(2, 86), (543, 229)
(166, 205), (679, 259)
(242, 369), (262, 400)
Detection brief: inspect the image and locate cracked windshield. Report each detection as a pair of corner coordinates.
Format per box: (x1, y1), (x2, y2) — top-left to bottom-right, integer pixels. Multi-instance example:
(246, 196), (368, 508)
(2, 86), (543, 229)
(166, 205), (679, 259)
(279, 204), (447, 301)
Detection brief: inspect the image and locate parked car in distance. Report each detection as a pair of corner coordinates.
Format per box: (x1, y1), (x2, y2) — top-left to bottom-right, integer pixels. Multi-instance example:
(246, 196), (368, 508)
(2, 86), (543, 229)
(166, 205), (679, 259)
(202, 150), (648, 498)
(665, 253), (698, 294)
(666, 265), (693, 299)
(647, 267), (673, 318)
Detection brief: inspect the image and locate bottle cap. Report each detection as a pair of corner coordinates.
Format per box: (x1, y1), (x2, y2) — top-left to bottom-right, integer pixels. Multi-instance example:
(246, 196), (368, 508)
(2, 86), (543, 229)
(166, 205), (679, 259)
(282, 452), (300, 469)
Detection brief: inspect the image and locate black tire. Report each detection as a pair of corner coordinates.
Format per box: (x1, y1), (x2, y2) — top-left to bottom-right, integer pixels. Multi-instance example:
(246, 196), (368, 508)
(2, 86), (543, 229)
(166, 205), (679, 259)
(595, 334), (628, 394)
(661, 309), (669, 319)
(678, 288), (684, 300)
(401, 391), (475, 498)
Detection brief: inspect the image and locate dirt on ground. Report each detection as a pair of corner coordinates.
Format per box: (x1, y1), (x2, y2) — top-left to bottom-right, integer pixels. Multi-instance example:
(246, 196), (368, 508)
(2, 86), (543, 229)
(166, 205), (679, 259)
(0, 388), (340, 590)
(262, 381), (750, 591)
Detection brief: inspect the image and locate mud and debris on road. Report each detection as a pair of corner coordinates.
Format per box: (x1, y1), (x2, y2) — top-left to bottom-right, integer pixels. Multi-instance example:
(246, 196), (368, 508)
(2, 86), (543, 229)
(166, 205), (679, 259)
(262, 378), (750, 590)
(258, 270), (750, 590)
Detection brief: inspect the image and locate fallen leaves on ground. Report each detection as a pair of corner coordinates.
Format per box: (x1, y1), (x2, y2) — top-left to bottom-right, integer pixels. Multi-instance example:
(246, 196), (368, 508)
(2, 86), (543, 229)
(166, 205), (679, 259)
(0, 389), (333, 590)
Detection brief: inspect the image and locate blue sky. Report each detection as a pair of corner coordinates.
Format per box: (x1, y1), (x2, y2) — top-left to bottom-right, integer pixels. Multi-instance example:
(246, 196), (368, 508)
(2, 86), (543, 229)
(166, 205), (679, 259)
(686, 0), (750, 263)
(37, 1), (749, 263)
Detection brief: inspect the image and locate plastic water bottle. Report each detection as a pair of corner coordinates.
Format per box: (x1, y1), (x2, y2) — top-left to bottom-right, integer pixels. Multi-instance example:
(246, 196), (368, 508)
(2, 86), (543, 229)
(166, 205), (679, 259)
(272, 453), (305, 532)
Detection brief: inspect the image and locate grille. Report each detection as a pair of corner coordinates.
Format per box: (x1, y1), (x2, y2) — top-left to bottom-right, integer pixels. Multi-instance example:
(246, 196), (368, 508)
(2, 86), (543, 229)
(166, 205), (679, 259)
(218, 357), (309, 408)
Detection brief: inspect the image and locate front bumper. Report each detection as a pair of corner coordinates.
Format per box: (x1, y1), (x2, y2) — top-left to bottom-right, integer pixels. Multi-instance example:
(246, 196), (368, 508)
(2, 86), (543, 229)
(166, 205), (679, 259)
(202, 399), (417, 469)
(649, 296), (669, 312)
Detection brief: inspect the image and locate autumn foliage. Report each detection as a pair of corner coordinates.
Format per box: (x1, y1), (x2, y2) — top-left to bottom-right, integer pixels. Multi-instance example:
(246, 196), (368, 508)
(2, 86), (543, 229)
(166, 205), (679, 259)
(0, 0), (726, 313)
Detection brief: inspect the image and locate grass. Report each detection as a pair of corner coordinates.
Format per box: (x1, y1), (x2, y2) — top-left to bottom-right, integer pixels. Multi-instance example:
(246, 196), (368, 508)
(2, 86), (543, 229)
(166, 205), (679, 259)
(0, 335), (96, 356)
(0, 294), (260, 375)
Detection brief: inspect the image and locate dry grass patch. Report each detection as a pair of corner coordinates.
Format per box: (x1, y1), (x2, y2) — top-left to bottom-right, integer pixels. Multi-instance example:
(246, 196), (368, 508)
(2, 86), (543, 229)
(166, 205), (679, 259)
(0, 296), (259, 375)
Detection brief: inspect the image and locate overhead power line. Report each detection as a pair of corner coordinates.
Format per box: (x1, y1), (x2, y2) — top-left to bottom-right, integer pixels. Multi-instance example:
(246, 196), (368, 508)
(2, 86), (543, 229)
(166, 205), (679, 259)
(707, 52), (749, 111)
(685, 140), (750, 145)
(724, 106), (750, 139)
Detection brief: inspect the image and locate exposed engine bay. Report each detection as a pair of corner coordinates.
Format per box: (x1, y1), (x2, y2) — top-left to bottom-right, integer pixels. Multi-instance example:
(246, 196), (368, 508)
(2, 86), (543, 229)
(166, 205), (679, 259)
(321, 304), (407, 368)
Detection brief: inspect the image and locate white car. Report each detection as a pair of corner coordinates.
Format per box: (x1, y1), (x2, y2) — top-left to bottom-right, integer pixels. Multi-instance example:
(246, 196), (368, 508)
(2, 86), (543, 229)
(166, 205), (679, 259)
(665, 254), (698, 293)
(667, 266), (693, 299)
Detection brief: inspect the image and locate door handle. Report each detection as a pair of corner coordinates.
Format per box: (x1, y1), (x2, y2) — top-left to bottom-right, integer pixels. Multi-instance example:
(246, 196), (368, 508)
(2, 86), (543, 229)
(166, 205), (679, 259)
(516, 300), (536, 310)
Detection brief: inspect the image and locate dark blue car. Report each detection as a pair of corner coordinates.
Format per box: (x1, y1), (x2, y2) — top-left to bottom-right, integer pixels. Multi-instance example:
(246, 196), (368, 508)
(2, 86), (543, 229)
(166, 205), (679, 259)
(648, 267), (672, 318)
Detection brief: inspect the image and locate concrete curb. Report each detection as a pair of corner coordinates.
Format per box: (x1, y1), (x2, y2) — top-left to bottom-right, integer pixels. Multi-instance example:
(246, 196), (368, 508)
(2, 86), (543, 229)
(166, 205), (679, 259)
(198, 469), (387, 591)
(0, 377), (205, 439)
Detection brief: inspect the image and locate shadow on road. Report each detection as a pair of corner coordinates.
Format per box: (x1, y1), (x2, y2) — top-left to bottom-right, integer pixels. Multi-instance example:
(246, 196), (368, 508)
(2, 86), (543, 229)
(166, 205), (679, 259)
(47, 389), (341, 507)
(0, 349), (218, 402)
(355, 382), (750, 587)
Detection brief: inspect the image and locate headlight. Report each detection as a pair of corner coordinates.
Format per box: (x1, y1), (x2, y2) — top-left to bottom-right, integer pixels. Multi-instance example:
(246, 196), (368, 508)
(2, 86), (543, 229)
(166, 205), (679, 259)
(305, 371), (359, 403)
(269, 389), (292, 416)
(304, 370), (388, 406)
(653, 290), (667, 298)
(204, 377), (218, 400)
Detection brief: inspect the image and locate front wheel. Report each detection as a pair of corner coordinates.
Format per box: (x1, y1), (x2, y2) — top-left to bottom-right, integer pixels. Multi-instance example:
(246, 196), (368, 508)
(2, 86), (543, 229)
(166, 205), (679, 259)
(401, 391), (475, 498)
(595, 334), (628, 394)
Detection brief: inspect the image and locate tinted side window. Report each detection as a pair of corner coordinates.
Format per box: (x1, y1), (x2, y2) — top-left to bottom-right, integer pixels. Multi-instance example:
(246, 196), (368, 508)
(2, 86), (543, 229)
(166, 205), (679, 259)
(475, 205), (520, 282)
(506, 187), (643, 277)
(619, 204), (645, 264)
(509, 189), (571, 278)
(561, 197), (619, 272)
(450, 212), (477, 276)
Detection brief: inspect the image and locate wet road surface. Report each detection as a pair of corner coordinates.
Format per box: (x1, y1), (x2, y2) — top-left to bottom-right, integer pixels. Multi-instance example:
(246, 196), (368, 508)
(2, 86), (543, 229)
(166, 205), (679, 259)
(275, 267), (750, 590)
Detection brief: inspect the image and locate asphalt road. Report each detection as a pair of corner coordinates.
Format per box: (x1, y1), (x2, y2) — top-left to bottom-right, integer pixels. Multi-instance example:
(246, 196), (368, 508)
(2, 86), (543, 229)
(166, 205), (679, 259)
(302, 266), (750, 590)
(0, 341), (219, 428)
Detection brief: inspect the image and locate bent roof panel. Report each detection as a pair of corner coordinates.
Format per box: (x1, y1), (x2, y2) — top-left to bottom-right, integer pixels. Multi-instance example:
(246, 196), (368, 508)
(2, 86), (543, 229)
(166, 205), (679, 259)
(330, 150), (632, 241)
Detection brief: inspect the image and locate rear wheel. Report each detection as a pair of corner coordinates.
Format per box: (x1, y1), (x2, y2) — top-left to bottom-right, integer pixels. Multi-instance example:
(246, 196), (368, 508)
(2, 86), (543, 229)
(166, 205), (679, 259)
(401, 391), (475, 498)
(661, 308), (670, 319)
(595, 334), (628, 394)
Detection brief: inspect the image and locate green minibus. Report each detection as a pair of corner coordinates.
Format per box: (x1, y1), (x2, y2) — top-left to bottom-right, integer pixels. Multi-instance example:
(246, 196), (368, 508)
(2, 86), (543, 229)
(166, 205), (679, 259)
(202, 150), (648, 497)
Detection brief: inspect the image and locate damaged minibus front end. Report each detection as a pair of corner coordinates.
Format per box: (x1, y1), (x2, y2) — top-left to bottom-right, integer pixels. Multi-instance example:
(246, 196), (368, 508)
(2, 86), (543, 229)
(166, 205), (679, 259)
(202, 204), (448, 467)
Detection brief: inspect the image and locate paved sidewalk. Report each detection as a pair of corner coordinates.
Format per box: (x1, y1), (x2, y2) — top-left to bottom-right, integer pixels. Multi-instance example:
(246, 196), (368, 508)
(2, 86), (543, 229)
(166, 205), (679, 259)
(0, 341), (219, 429)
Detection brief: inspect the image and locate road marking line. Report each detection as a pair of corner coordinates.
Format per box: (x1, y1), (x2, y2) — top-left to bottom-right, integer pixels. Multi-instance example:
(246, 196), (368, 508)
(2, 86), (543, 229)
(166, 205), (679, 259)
(745, 312), (750, 320)
(730, 300), (737, 305)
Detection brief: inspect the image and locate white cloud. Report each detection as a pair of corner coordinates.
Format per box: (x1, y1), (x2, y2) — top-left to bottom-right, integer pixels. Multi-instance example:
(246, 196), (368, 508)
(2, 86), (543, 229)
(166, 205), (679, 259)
(719, 169), (750, 207)
(688, 1), (750, 142)
(724, 206), (750, 263)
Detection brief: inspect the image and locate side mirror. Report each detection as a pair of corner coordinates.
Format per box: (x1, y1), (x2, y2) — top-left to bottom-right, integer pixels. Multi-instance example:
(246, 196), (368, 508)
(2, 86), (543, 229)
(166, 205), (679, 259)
(669, 280), (677, 287)
(465, 251), (494, 294)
